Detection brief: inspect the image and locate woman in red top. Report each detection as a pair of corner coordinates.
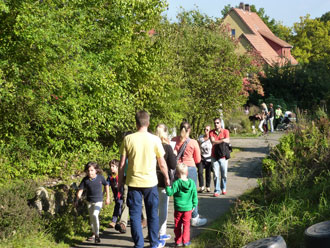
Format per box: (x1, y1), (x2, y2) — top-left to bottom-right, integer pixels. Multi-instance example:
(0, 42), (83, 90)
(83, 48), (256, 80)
(171, 121), (207, 227)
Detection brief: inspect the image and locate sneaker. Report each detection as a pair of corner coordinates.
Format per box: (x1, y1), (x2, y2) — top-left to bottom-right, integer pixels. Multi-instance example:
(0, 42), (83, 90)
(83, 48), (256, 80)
(151, 239), (166, 248)
(206, 187), (211, 192)
(175, 243), (183, 247)
(109, 221), (116, 228)
(213, 193), (220, 197)
(159, 234), (171, 240)
(198, 186), (205, 193)
(222, 191), (227, 195)
(191, 214), (207, 227)
(184, 241), (191, 246)
(94, 236), (101, 244)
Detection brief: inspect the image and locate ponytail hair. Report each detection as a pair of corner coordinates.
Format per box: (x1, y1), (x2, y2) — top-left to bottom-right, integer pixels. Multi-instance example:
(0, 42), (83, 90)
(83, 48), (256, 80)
(156, 123), (170, 144)
(179, 121), (191, 141)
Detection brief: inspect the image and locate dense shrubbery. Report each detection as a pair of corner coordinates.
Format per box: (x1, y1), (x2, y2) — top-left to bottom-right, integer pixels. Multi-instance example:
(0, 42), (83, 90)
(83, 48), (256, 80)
(0, 1), (261, 183)
(194, 117), (330, 248)
(0, 180), (41, 240)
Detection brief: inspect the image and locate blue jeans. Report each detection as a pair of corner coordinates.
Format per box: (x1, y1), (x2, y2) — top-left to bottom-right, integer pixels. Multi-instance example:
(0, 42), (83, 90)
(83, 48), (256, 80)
(187, 166), (198, 218)
(211, 157), (228, 193)
(127, 186), (159, 248)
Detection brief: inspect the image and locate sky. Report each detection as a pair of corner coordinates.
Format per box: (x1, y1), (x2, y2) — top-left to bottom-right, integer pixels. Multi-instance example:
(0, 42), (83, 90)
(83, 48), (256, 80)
(164, 0), (330, 27)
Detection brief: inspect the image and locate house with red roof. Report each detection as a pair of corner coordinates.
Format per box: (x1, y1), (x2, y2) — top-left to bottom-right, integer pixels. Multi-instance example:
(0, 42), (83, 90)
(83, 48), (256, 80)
(223, 2), (298, 66)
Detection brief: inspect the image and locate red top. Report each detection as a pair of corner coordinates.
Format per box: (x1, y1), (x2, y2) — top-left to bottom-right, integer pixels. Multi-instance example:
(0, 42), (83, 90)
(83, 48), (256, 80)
(171, 136), (201, 167)
(209, 129), (230, 158)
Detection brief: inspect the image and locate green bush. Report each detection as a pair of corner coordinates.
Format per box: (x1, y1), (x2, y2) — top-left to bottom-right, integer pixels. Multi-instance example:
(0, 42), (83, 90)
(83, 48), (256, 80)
(194, 117), (330, 248)
(0, 180), (41, 240)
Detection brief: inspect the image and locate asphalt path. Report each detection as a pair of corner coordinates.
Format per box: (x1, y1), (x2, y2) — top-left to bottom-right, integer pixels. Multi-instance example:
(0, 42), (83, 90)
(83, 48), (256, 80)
(74, 132), (283, 248)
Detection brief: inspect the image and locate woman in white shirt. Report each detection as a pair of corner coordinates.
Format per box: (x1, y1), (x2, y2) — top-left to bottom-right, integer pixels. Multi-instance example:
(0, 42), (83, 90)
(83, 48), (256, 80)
(197, 125), (213, 193)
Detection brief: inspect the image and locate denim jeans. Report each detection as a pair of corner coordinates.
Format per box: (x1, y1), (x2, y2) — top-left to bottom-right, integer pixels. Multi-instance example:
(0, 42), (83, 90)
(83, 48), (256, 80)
(211, 157), (228, 193)
(187, 166), (198, 218)
(112, 198), (123, 223)
(127, 186), (159, 248)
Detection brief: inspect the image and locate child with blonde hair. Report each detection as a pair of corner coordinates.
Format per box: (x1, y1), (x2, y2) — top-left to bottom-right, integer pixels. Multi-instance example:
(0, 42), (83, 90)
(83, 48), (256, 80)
(166, 163), (198, 247)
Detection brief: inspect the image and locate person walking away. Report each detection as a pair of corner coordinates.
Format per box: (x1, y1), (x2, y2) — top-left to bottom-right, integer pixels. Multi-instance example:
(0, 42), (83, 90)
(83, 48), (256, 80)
(118, 110), (170, 248)
(115, 133), (148, 234)
(268, 103), (275, 132)
(209, 118), (230, 197)
(197, 125), (212, 193)
(258, 103), (268, 133)
(155, 124), (177, 241)
(107, 159), (123, 228)
(75, 162), (110, 244)
(171, 121), (207, 227)
(166, 163), (198, 247)
(275, 105), (283, 130)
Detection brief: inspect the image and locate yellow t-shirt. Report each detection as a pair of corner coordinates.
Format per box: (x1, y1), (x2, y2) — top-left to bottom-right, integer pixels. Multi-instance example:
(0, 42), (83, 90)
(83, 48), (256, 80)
(120, 131), (165, 188)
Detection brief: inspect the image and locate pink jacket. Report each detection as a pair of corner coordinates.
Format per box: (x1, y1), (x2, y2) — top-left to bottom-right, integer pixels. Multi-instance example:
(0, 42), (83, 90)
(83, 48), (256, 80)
(171, 136), (201, 167)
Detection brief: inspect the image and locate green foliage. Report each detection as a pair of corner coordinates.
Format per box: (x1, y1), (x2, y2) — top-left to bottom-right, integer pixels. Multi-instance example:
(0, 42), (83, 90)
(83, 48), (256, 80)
(193, 118), (330, 248)
(168, 10), (257, 136)
(258, 62), (330, 111)
(0, 180), (41, 240)
(226, 107), (253, 133)
(0, 0), (180, 180)
(292, 15), (330, 64)
(0, 232), (70, 248)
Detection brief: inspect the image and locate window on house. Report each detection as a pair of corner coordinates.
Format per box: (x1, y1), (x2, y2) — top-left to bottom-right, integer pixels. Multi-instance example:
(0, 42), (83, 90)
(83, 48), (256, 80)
(231, 29), (236, 38)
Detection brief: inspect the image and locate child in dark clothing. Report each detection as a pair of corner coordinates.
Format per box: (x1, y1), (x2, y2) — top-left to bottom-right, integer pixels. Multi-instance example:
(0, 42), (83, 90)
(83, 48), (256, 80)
(76, 162), (110, 244)
(107, 159), (123, 228)
(166, 163), (198, 247)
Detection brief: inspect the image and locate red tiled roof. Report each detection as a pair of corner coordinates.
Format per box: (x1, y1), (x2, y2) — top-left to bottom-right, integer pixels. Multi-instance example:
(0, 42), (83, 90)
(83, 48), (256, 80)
(231, 8), (297, 66)
(241, 34), (297, 66)
(258, 29), (292, 48)
(232, 8), (272, 34)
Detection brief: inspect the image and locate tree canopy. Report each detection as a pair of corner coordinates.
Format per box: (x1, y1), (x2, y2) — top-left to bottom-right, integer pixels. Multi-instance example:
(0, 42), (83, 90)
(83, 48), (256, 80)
(0, 1), (259, 180)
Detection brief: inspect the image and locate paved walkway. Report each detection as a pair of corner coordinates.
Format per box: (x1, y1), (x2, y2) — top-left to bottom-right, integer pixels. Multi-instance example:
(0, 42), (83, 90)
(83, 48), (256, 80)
(74, 132), (282, 248)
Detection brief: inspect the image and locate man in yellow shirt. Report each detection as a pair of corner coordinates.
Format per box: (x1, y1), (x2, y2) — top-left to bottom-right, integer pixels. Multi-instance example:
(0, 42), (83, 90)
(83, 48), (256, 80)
(118, 110), (169, 248)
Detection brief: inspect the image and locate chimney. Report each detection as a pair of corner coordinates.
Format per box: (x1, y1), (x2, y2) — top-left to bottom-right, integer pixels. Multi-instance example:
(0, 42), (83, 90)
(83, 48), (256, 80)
(244, 4), (250, 12)
(239, 2), (244, 9)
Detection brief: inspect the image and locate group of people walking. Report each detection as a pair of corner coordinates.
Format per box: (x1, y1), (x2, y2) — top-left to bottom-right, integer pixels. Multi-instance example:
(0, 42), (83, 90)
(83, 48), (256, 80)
(75, 110), (231, 248)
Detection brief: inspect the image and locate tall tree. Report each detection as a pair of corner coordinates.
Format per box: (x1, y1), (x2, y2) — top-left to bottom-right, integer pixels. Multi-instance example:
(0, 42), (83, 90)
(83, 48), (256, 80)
(169, 10), (259, 135)
(291, 15), (330, 64)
